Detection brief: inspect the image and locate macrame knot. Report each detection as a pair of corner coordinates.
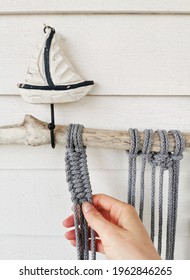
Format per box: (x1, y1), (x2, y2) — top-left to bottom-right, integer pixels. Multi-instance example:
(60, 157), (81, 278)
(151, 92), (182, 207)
(170, 154), (183, 162)
(148, 152), (173, 170)
(65, 124), (92, 205)
(65, 123), (96, 260)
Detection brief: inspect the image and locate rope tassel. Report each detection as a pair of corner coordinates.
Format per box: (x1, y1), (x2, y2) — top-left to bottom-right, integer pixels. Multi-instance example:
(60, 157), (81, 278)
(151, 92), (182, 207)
(65, 124), (96, 260)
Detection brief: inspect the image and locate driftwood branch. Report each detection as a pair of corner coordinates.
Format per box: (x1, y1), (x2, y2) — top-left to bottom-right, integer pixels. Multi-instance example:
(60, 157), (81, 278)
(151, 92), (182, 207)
(0, 114), (189, 152)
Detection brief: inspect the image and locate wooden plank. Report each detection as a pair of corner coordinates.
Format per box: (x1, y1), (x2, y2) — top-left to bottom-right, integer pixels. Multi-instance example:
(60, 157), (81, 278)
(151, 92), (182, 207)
(1, 0), (190, 14)
(1, 15), (190, 96)
(0, 235), (188, 259)
(0, 170), (189, 237)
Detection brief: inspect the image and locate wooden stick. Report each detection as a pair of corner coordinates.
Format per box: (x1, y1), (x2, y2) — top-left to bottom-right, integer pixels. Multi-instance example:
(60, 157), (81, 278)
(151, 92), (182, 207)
(0, 114), (189, 152)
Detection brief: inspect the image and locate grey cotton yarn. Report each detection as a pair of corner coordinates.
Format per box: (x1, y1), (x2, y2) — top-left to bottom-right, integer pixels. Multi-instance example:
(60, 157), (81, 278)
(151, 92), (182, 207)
(139, 129), (153, 222)
(165, 130), (184, 260)
(65, 124), (96, 260)
(129, 128), (184, 260)
(128, 128), (140, 207)
(65, 124), (184, 260)
(148, 130), (170, 256)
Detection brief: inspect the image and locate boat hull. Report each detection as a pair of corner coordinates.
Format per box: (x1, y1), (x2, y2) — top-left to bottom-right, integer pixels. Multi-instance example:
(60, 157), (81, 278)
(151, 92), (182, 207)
(19, 84), (93, 104)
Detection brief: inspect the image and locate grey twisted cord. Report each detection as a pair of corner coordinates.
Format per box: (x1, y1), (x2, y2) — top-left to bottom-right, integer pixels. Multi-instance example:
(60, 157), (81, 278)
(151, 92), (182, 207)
(171, 131), (184, 259)
(128, 129), (140, 207)
(65, 123), (96, 260)
(150, 162), (156, 243)
(166, 130), (184, 260)
(157, 130), (170, 256)
(148, 130), (171, 251)
(139, 129), (153, 221)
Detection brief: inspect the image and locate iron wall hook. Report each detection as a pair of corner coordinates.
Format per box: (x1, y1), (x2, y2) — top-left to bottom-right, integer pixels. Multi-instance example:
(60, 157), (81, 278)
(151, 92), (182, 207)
(48, 103), (55, 148)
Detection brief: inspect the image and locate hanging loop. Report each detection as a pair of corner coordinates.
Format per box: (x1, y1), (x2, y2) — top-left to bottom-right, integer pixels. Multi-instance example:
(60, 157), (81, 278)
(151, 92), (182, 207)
(43, 24), (55, 34)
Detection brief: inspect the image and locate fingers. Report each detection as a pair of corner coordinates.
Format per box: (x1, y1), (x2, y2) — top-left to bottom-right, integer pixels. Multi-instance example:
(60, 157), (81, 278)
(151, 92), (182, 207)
(63, 194), (144, 241)
(63, 214), (74, 228)
(82, 202), (113, 238)
(92, 194), (140, 231)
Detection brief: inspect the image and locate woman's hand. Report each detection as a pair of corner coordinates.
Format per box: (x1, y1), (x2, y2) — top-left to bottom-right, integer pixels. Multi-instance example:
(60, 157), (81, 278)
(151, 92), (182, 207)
(63, 194), (161, 260)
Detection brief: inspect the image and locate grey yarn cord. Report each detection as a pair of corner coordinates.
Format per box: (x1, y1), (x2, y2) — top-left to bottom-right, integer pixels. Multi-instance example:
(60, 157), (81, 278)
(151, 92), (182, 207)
(149, 130), (170, 255)
(148, 130), (184, 259)
(139, 129), (153, 221)
(157, 130), (170, 256)
(128, 129), (140, 207)
(165, 130), (184, 260)
(65, 124), (96, 260)
(64, 124), (184, 260)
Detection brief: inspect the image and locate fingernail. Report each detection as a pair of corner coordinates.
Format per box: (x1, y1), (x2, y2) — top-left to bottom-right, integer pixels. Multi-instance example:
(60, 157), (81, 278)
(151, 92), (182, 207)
(82, 202), (93, 213)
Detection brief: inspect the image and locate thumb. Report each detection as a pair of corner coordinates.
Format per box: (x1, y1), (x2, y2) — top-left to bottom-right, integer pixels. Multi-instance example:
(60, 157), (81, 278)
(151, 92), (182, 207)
(82, 202), (111, 237)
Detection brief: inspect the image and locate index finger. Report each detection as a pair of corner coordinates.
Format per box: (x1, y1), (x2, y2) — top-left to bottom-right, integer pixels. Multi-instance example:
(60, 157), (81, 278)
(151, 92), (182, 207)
(92, 194), (142, 231)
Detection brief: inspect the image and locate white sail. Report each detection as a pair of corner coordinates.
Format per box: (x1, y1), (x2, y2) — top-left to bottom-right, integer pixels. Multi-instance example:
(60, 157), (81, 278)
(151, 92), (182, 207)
(25, 32), (49, 85)
(25, 29), (84, 86)
(50, 33), (84, 85)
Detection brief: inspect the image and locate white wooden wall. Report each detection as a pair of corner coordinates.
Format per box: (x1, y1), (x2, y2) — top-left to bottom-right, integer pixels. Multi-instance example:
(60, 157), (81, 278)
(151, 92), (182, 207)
(0, 0), (190, 260)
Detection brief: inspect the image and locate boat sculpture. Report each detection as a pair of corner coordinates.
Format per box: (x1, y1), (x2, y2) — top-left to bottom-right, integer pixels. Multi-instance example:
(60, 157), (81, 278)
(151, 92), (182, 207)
(18, 26), (94, 104)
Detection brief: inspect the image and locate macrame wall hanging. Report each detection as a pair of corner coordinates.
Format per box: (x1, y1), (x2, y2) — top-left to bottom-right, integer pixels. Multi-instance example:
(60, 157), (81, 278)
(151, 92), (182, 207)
(16, 25), (185, 260)
(64, 127), (184, 260)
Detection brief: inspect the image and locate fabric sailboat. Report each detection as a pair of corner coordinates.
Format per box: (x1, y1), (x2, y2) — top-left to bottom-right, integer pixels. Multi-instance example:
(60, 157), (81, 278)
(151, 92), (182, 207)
(18, 26), (94, 104)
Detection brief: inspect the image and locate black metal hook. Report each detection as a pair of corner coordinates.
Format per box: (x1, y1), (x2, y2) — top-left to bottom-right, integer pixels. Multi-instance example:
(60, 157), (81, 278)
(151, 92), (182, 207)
(48, 104), (56, 149)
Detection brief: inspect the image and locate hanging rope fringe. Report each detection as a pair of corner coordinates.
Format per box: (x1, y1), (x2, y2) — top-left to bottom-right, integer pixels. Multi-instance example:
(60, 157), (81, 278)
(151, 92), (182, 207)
(139, 129), (153, 221)
(65, 124), (96, 260)
(128, 129), (140, 207)
(128, 128), (184, 260)
(148, 130), (169, 254)
(165, 130), (184, 260)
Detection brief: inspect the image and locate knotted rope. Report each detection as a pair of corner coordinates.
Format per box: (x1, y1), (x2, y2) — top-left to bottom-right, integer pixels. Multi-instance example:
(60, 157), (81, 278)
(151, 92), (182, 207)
(148, 130), (170, 255)
(139, 129), (153, 221)
(64, 124), (184, 260)
(128, 129), (140, 207)
(148, 130), (184, 259)
(65, 124), (96, 260)
(165, 130), (184, 260)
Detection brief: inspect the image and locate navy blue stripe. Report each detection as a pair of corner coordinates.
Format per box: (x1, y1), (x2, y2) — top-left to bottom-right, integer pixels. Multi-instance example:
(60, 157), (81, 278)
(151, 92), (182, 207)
(44, 28), (55, 86)
(18, 80), (94, 91)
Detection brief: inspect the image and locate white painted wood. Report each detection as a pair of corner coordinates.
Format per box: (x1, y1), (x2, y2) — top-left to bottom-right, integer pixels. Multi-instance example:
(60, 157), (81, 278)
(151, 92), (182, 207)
(19, 26), (94, 104)
(1, 15), (190, 96)
(0, 170), (189, 238)
(0, 235), (188, 260)
(1, 0), (190, 14)
(1, 144), (190, 172)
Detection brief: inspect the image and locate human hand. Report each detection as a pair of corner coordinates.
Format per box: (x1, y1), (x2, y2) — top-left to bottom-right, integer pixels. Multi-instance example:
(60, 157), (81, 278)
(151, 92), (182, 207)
(63, 194), (161, 260)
